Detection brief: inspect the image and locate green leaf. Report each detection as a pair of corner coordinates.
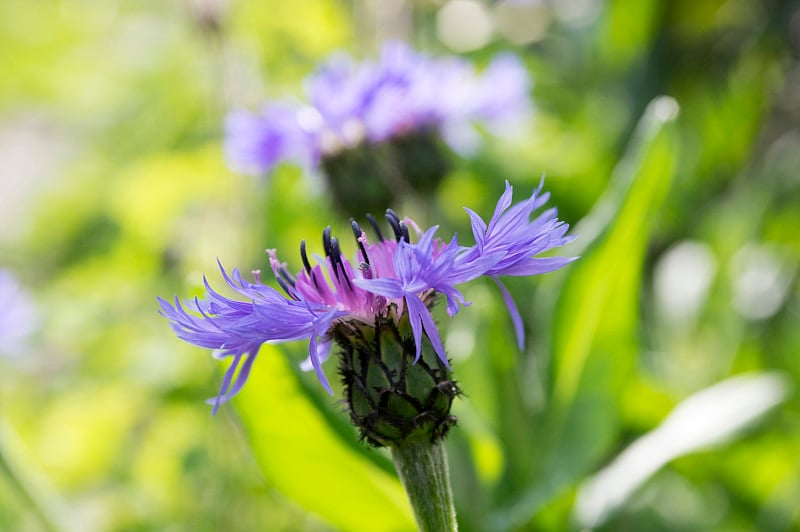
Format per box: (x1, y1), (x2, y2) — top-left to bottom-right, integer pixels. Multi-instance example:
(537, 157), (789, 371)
(494, 97), (680, 529)
(573, 372), (791, 528)
(551, 96), (679, 417)
(235, 345), (415, 532)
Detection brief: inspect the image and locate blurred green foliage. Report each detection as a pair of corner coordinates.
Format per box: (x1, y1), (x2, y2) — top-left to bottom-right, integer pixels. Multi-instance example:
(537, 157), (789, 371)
(1, 0), (799, 531)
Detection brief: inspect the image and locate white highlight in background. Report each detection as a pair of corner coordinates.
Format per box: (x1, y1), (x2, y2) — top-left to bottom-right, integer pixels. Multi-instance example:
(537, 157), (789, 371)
(574, 372), (791, 528)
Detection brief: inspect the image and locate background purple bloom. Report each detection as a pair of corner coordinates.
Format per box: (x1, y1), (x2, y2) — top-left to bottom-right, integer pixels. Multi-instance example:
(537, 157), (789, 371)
(224, 42), (532, 175)
(224, 104), (316, 175)
(0, 269), (37, 355)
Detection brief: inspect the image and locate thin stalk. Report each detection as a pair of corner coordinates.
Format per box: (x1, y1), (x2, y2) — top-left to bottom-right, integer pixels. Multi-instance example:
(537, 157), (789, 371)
(391, 439), (458, 532)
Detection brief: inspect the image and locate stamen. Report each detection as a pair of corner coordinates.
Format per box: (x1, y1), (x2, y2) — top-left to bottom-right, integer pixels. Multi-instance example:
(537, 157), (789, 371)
(366, 213), (385, 242)
(252, 269), (262, 284)
(329, 236), (342, 262)
(267, 250), (298, 299)
(323, 226), (333, 257)
(398, 220), (410, 243)
(278, 266), (296, 287)
(386, 209), (403, 242)
(329, 236), (353, 291)
(351, 219), (370, 265)
(350, 219), (362, 239)
(386, 208), (400, 224)
(275, 276), (298, 300)
(403, 216), (422, 236)
(386, 209), (406, 242)
(302, 240), (322, 291)
(299, 240), (312, 274)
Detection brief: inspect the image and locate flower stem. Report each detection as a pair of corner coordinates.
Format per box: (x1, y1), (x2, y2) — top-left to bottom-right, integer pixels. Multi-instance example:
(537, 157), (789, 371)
(391, 439), (458, 532)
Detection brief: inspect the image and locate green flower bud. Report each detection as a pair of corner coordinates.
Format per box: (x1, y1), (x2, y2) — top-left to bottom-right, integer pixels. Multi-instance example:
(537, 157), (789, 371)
(321, 141), (396, 216)
(389, 129), (450, 195)
(320, 130), (449, 216)
(334, 306), (460, 448)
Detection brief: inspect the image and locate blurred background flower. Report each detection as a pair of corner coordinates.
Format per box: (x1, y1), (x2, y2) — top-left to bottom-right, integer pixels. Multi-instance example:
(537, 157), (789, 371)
(225, 41), (531, 214)
(1, 0), (799, 530)
(0, 269), (37, 356)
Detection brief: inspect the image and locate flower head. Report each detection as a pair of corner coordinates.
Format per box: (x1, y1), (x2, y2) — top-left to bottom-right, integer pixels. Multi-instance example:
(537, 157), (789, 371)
(159, 181), (574, 424)
(225, 42), (531, 176)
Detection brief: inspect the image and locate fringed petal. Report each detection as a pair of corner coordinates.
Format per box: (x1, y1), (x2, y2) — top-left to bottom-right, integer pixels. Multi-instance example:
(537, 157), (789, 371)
(492, 277), (526, 351)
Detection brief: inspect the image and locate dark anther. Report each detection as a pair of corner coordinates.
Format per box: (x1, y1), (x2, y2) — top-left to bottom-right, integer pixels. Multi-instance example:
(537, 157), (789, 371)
(329, 236), (353, 290)
(322, 226), (333, 257)
(351, 219), (370, 266)
(278, 266), (296, 287)
(350, 219), (362, 239)
(300, 240), (312, 274)
(386, 208), (400, 224)
(386, 209), (405, 242)
(275, 276), (298, 300)
(366, 213), (385, 242)
(329, 236), (342, 262)
(398, 220), (410, 243)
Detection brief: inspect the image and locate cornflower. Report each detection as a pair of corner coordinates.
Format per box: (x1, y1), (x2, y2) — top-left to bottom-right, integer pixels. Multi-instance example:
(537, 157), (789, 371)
(159, 181), (574, 446)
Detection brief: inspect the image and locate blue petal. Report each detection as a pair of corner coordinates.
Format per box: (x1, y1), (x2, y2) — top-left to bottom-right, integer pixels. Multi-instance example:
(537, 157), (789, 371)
(309, 334), (333, 395)
(492, 277), (525, 351)
(353, 277), (404, 298)
(463, 207), (486, 249)
(405, 294), (449, 367)
(207, 350), (259, 415)
(493, 256), (579, 277)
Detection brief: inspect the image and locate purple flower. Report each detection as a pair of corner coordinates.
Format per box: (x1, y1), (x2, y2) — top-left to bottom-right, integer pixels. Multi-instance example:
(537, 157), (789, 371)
(0, 269), (37, 355)
(224, 104), (316, 175)
(159, 181), (574, 412)
(224, 42), (532, 175)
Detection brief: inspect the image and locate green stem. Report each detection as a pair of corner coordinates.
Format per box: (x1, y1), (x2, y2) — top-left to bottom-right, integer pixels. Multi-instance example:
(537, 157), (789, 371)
(391, 439), (458, 532)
